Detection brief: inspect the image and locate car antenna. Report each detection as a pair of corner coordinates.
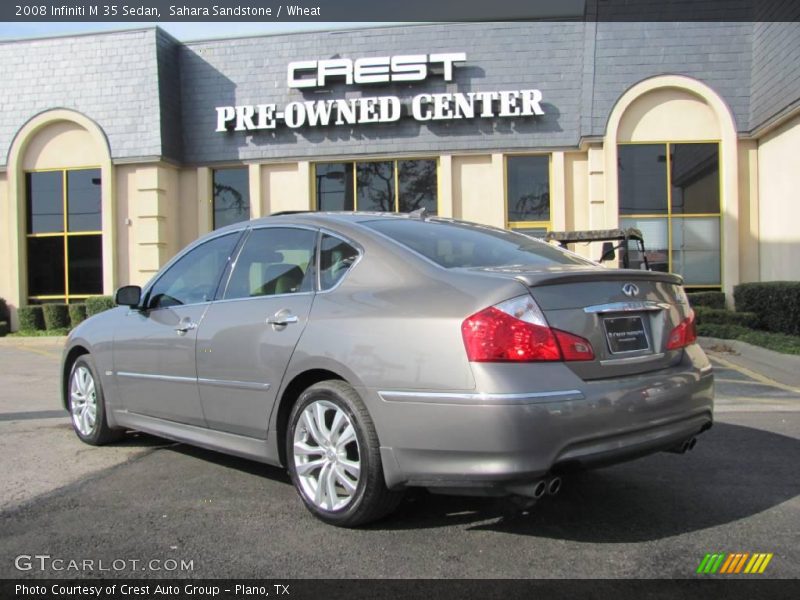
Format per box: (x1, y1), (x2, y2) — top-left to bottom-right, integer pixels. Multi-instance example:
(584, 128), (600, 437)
(409, 207), (429, 220)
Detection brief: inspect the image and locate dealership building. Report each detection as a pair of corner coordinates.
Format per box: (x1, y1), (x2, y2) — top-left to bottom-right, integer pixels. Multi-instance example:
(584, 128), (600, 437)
(1, 15), (799, 326)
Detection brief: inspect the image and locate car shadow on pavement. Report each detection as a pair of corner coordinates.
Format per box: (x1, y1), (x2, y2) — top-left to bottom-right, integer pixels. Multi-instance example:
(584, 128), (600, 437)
(109, 430), (178, 450)
(165, 441), (292, 483)
(371, 422), (800, 542)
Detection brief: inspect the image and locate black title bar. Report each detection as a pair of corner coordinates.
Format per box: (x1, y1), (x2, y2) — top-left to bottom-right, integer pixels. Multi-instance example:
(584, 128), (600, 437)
(3, 579), (800, 600)
(2, 0), (799, 23)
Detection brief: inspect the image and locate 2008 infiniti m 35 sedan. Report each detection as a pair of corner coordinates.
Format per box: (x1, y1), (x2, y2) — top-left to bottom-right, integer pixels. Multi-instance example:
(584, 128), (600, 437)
(62, 212), (713, 526)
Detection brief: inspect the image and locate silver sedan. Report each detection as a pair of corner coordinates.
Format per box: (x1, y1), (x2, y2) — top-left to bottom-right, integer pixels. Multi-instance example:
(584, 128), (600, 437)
(61, 212), (714, 526)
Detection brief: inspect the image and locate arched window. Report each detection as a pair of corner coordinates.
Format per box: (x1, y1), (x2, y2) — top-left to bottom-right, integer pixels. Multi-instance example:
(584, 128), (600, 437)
(8, 111), (113, 309)
(606, 79), (736, 291)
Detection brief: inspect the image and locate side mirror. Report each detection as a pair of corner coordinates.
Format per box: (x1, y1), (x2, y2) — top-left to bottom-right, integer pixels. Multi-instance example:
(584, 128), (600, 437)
(115, 285), (142, 308)
(599, 242), (616, 262)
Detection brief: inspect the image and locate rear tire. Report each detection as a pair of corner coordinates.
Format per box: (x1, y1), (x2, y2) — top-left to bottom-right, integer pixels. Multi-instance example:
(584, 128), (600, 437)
(286, 380), (403, 527)
(68, 355), (124, 446)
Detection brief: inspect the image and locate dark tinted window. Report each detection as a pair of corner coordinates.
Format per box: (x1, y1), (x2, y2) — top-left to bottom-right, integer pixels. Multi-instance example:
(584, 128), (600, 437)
(357, 162), (395, 212)
(316, 163), (354, 211)
(670, 143), (720, 214)
(67, 169), (102, 231)
(148, 233), (239, 309)
(224, 228), (316, 299)
(26, 169), (104, 302)
(507, 156), (550, 222)
(68, 236), (103, 294)
(320, 234), (359, 290)
(27, 237), (65, 296)
(398, 159), (437, 214)
(364, 219), (592, 269)
(213, 168), (250, 229)
(618, 144), (668, 215)
(27, 171), (64, 234)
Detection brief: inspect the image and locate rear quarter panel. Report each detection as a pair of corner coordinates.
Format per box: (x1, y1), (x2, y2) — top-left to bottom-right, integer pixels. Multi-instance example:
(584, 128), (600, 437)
(286, 225), (528, 439)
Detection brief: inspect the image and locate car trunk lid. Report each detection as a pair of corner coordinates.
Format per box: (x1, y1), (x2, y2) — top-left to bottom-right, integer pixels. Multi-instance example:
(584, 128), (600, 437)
(469, 266), (692, 379)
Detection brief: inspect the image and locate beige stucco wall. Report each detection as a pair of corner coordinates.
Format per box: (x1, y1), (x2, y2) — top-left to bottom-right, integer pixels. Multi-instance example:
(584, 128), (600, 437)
(115, 164), (136, 288)
(452, 154), (504, 227)
(616, 88), (721, 142)
(261, 162), (312, 214)
(21, 122), (105, 170)
(0, 173), (9, 322)
(178, 168), (199, 249)
(756, 114), (800, 281)
(109, 162), (185, 289)
(564, 152), (594, 260)
(737, 140), (760, 283)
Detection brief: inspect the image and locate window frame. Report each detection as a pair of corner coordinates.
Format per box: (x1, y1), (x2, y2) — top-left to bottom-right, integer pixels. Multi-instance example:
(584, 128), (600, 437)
(617, 140), (723, 289)
(312, 157), (440, 214)
(504, 153), (553, 237)
(218, 225), (320, 302)
(141, 229), (246, 311)
(315, 228), (364, 294)
(25, 166), (103, 304)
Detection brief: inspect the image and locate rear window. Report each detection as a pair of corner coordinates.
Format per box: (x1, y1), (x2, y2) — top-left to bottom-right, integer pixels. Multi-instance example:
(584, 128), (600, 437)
(363, 219), (593, 268)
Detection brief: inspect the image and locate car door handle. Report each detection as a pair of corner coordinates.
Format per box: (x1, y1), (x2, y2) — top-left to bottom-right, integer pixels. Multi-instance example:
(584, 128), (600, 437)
(174, 321), (198, 335)
(267, 312), (299, 326)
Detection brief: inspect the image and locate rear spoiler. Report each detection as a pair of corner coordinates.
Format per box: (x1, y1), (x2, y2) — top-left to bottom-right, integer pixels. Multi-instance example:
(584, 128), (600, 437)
(512, 269), (683, 288)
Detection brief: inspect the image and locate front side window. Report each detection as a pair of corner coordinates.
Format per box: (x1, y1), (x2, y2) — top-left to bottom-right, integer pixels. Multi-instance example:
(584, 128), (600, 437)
(618, 142), (721, 287)
(506, 155), (551, 238)
(26, 169), (102, 304)
(315, 159), (438, 214)
(224, 228), (316, 300)
(213, 168), (250, 229)
(147, 233), (239, 309)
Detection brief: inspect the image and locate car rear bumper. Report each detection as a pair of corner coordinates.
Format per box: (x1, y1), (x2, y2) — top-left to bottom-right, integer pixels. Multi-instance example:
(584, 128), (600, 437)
(372, 344), (714, 494)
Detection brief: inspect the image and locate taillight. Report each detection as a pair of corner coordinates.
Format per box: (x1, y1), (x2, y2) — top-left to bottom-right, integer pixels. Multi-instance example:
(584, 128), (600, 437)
(666, 310), (698, 350)
(461, 296), (594, 362)
(554, 329), (595, 361)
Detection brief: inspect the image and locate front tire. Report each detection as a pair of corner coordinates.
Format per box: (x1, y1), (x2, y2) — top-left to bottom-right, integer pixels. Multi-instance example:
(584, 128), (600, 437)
(68, 355), (123, 446)
(286, 380), (402, 527)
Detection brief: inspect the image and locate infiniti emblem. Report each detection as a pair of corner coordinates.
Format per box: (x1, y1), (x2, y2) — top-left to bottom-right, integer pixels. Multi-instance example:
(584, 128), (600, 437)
(622, 283), (639, 297)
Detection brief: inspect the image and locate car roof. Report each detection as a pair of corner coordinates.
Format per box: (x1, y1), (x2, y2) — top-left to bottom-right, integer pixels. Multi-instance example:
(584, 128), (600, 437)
(213, 211), (435, 235)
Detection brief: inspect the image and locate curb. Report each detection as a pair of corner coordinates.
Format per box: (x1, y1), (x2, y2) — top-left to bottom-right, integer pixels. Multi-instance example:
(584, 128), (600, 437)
(0, 336), (67, 347)
(699, 336), (800, 390)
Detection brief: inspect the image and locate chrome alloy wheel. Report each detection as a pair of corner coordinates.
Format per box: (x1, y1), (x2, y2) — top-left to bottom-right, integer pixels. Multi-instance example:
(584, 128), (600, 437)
(292, 400), (361, 511)
(70, 365), (97, 437)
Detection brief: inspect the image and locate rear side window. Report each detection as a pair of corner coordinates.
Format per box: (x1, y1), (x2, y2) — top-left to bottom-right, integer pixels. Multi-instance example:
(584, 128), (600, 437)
(319, 234), (359, 290)
(363, 219), (592, 268)
(224, 227), (316, 299)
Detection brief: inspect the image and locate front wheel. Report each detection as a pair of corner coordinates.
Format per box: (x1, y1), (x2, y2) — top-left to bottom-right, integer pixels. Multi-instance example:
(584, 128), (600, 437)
(286, 380), (402, 527)
(68, 355), (123, 445)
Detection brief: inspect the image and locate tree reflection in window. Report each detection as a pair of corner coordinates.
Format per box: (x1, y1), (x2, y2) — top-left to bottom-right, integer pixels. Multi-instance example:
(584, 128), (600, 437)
(315, 160), (438, 214)
(399, 160), (437, 214)
(213, 168), (250, 229)
(356, 162), (395, 212)
(507, 156), (550, 223)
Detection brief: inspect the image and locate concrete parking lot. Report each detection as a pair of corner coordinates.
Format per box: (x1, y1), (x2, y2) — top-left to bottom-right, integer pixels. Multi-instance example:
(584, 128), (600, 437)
(0, 339), (798, 579)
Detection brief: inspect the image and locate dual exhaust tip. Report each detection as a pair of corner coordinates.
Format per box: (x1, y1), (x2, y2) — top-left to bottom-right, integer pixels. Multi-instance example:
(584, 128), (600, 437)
(508, 476), (562, 500)
(509, 436), (698, 503)
(666, 436), (698, 454)
(534, 476), (562, 499)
